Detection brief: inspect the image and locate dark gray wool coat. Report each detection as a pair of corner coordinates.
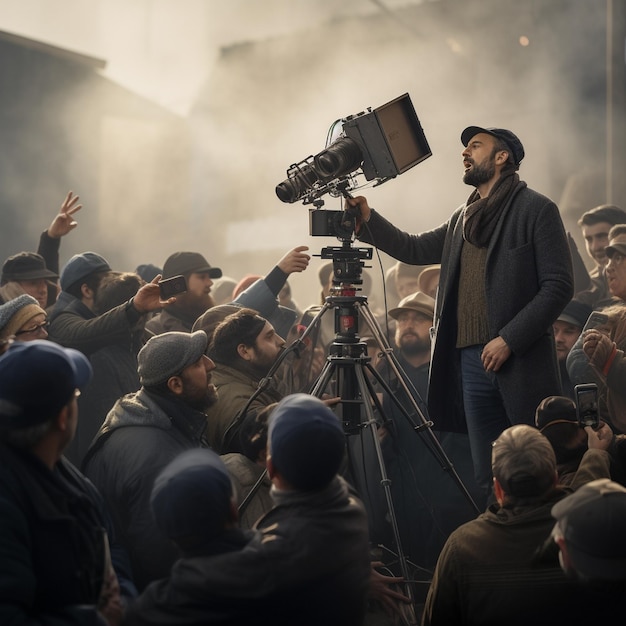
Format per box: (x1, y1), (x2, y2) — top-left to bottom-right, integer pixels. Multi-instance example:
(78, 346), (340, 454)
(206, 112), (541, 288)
(359, 181), (573, 432)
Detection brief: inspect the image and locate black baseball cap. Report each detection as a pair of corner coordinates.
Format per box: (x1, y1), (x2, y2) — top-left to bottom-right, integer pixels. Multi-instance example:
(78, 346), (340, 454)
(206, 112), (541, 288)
(162, 252), (222, 280)
(461, 126), (525, 167)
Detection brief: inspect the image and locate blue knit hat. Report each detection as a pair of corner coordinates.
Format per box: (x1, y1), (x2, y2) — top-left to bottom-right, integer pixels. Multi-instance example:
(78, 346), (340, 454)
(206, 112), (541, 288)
(60, 252), (111, 292)
(151, 448), (234, 540)
(138, 330), (208, 387)
(268, 393), (345, 491)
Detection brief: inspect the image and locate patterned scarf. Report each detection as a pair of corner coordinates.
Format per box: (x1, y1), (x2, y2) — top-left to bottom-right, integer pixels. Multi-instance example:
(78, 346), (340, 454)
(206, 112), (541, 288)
(463, 170), (520, 248)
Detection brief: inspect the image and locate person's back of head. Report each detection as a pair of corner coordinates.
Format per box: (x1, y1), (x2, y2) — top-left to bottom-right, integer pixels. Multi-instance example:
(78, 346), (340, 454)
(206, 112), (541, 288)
(0, 339), (92, 453)
(492, 424), (557, 505)
(552, 478), (626, 583)
(232, 275), (262, 300)
(210, 276), (238, 306)
(192, 303), (241, 346)
(267, 393), (345, 492)
(535, 396), (587, 465)
(93, 271), (144, 315)
(535, 396), (587, 466)
(151, 448), (236, 552)
(135, 263), (162, 283)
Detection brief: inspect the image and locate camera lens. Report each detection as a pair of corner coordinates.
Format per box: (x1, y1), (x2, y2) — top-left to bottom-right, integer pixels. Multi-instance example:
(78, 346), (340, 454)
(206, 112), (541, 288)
(275, 164), (319, 203)
(314, 138), (363, 179)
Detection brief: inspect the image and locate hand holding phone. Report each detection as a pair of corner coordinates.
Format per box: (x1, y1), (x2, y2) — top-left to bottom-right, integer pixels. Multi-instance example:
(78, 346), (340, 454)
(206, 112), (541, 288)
(158, 275), (187, 299)
(575, 383), (600, 430)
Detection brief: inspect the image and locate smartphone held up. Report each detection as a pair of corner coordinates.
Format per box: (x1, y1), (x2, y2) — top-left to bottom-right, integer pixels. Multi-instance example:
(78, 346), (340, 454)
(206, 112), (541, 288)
(158, 275), (187, 300)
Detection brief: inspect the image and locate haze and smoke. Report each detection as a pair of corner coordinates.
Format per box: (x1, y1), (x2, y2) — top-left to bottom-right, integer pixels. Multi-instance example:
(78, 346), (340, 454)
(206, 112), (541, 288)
(0, 0), (621, 309)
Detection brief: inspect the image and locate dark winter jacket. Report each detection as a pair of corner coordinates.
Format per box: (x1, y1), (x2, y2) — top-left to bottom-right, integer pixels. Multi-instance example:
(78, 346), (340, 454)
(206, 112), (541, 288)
(204, 363), (283, 453)
(83, 388), (208, 591)
(0, 444), (108, 625)
(123, 476), (371, 626)
(49, 292), (143, 357)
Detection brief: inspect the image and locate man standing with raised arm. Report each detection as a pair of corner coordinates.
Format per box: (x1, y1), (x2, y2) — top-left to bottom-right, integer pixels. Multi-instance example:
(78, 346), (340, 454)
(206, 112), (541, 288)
(347, 126), (573, 500)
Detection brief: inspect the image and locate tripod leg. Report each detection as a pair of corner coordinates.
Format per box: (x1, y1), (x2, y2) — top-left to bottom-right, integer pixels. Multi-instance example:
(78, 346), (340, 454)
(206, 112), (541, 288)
(358, 302), (480, 515)
(309, 358), (336, 398)
(351, 363), (419, 626)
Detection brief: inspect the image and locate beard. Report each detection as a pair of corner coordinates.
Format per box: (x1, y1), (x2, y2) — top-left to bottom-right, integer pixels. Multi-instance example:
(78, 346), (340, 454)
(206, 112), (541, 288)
(463, 154), (497, 187)
(398, 333), (431, 356)
(249, 349), (281, 380)
(174, 291), (215, 319)
(179, 376), (219, 412)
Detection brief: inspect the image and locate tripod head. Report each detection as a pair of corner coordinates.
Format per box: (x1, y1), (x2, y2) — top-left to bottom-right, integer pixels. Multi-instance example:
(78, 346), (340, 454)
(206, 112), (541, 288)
(321, 240), (373, 289)
(320, 240), (373, 348)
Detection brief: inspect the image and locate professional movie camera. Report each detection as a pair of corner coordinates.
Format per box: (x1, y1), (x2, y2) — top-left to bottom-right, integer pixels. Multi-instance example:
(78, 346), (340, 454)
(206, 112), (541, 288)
(275, 93), (432, 220)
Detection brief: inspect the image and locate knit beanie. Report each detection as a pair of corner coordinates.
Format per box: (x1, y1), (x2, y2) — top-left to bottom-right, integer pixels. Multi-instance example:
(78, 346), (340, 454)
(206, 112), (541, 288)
(269, 393), (345, 491)
(151, 448), (234, 541)
(0, 294), (46, 340)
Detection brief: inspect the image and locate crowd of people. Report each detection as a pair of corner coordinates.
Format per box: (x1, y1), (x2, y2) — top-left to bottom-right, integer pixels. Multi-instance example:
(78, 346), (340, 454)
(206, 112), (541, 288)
(1, 125), (626, 625)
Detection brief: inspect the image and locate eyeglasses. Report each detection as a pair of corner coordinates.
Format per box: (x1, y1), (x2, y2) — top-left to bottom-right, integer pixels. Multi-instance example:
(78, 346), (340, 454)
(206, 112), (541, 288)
(14, 321), (49, 336)
(608, 252), (626, 265)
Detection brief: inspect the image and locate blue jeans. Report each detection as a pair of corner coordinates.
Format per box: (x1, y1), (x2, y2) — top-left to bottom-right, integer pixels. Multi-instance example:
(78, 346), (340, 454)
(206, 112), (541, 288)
(460, 345), (511, 503)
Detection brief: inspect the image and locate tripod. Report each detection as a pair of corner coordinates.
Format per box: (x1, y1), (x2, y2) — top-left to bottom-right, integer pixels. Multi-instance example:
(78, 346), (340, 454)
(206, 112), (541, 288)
(232, 237), (479, 623)
(297, 242), (479, 623)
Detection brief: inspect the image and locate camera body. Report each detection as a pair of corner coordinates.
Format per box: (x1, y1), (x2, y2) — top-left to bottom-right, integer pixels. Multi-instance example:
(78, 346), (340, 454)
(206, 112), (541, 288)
(276, 93), (431, 206)
(309, 209), (356, 240)
(574, 382), (600, 430)
(158, 275), (187, 299)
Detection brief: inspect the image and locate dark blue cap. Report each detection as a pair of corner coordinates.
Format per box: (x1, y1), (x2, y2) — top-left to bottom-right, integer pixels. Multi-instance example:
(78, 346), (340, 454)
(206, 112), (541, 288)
(60, 252), (111, 292)
(151, 448), (234, 540)
(269, 393), (345, 491)
(0, 339), (92, 428)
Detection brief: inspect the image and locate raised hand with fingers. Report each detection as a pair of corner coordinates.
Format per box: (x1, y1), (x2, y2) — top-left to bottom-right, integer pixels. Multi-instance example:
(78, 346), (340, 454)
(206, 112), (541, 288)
(47, 190), (82, 239)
